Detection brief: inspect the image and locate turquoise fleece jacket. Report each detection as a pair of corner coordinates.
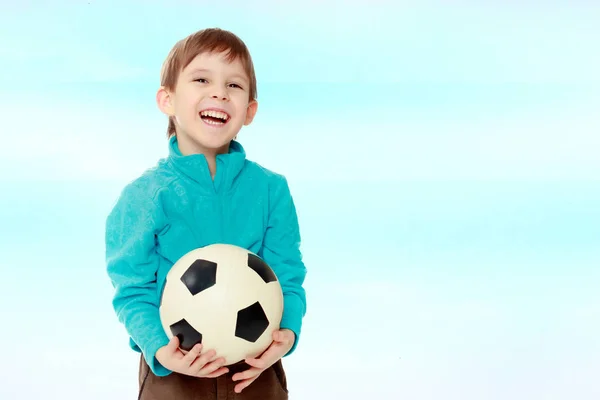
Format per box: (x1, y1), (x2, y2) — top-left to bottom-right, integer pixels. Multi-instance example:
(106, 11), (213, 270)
(105, 136), (307, 377)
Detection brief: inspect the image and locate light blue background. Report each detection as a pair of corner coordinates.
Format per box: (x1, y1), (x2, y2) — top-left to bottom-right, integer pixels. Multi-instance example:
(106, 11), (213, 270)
(1, 1), (599, 399)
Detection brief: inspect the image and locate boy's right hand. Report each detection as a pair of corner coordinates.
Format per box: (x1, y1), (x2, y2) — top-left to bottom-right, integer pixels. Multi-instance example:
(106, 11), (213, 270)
(155, 336), (229, 378)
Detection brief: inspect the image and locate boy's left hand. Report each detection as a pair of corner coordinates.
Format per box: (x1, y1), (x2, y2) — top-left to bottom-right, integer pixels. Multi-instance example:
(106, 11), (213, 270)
(231, 329), (295, 393)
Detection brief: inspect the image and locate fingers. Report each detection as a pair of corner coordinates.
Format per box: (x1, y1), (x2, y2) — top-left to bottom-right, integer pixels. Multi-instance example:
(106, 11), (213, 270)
(189, 348), (217, 369)
(245, 357), (268, 370)
(245, 343), (281, 368)
(167, 335), (180, 353)
(182, 343), (202, 366)
(203, 366), (230, 378)
(187, 348), (229, 377)
(232, 366), (261, 382)
(232, 335), (291, 393)
(232, 367), (261, 393)
(232, 338), (293, 395)
(273, 329), (294, 344)
(196, 357), (227, 377)
(235, 377), (257, 393)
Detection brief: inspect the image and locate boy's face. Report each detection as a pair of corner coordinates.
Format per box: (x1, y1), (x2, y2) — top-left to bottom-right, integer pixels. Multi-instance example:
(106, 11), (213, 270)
(157, 51), (257, 156)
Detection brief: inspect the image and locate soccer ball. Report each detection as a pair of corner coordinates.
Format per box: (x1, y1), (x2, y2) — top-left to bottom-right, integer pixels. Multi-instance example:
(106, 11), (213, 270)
(159, 243), (284, 365)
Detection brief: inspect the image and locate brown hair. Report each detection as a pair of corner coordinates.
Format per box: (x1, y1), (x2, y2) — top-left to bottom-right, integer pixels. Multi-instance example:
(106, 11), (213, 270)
(160, 28), (258, 137)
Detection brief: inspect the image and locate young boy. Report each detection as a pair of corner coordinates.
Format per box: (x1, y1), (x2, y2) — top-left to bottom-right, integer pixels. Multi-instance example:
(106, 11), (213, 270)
(105, 28), (307, 400)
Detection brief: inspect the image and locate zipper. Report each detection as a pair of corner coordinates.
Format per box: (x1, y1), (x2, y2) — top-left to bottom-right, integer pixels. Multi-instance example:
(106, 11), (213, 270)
(218, 193), (225, 243)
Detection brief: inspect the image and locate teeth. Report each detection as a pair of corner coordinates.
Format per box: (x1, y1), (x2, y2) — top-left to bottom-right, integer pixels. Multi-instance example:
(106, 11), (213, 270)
(200, 110), (229, 120)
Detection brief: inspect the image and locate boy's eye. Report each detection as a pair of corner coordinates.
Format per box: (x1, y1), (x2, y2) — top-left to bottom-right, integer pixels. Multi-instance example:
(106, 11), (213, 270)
(228, 83), (242, 89)
(195, 78), (208, 83)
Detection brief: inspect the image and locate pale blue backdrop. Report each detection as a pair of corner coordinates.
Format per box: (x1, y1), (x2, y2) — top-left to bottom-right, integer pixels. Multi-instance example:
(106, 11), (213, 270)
(1, 1), (599, 399)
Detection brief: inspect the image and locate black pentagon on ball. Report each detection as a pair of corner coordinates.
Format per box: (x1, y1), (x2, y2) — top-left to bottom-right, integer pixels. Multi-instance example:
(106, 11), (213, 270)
(169, 318), (202, 351)
(235, 301), (270, 343)
(181, 259), (217, 295)
(247, 253), (277, 283)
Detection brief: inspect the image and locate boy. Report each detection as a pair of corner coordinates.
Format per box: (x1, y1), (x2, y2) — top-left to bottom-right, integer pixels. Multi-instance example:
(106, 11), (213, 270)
(105, 28), (307, 400)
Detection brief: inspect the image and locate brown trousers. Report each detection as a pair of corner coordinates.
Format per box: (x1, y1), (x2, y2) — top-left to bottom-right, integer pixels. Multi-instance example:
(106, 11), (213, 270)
(137, 356), (289, 400)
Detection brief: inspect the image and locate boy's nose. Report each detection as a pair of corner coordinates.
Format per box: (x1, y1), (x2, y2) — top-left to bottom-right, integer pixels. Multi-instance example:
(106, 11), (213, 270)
(211, 92), (229, 101)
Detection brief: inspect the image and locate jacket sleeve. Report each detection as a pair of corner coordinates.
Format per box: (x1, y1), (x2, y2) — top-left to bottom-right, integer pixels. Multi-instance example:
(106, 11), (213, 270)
(260, 176), (307, 355)
(105, 183), (172, 376)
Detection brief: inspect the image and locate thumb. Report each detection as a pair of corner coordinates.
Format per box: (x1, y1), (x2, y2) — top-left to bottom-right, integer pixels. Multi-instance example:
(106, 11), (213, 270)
(168, 335), (180, 353)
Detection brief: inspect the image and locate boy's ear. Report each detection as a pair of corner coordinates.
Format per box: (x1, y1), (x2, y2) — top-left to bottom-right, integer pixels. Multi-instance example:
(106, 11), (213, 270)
(244, 100), (258, 126)
(156, 87), (175, 116)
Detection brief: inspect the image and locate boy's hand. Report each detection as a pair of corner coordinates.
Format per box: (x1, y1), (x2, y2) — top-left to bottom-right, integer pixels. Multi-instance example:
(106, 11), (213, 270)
(155, 336), (229, 378)
(231, 329), (295, 393)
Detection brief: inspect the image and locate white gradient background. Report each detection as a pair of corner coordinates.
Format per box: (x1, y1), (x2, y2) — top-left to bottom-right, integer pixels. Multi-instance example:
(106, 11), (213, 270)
(1, 1), (599, 399)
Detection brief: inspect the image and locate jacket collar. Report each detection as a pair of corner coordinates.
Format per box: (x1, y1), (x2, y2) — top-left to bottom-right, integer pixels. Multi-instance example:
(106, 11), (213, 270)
(167, 135), (246, 194)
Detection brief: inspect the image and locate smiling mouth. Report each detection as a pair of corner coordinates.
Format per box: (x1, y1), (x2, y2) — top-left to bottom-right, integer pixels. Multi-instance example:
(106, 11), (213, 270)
(199, 110), (230, 126)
